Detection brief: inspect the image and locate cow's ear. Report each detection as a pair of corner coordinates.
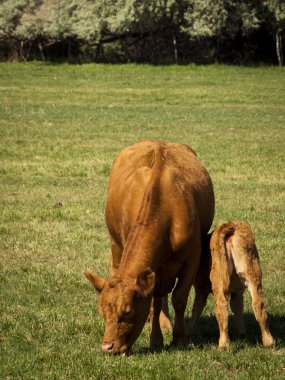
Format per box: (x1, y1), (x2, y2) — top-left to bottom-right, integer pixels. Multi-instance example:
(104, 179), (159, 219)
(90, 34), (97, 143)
(135, 269), (155, 298)
(84, 271), (105, 294)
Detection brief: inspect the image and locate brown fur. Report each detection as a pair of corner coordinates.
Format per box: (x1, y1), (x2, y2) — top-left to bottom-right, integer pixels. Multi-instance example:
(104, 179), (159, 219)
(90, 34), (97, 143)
(85, 140), (214, 353)
(187, 221), (274, 351)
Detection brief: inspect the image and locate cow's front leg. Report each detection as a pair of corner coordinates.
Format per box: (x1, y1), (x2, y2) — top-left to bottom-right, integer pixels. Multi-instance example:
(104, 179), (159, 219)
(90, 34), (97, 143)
(159, 296), (172, 332)
(149, 297), (164, 350)
(187, 285), (209, 335)
(171, 260), (198, 347)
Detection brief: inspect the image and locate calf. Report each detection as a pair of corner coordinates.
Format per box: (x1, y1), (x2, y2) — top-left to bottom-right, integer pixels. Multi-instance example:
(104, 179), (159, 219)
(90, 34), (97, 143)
(188, 221), (274, 351)
(85, 140), (214, 353)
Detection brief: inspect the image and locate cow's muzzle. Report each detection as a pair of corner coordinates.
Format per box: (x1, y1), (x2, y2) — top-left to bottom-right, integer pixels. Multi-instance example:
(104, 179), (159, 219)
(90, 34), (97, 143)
(101, 341), (130, 355)
(102, 342), (114, 352)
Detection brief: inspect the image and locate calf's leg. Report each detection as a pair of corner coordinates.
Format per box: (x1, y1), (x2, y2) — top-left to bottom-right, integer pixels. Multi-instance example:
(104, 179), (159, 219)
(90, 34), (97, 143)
(247, 279), (275, 348)
(213, 289), (231, 351)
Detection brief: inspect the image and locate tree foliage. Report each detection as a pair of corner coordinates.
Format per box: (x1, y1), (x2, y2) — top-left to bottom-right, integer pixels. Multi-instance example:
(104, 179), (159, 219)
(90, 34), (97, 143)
(0, 0), (284, 64)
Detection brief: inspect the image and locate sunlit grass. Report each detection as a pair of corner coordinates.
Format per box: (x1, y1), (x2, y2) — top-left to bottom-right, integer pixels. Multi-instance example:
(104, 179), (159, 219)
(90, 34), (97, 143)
(0, 63), (284, 379)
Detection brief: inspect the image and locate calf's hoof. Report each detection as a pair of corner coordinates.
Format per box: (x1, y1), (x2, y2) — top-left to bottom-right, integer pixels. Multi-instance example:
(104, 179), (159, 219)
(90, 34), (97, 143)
(218, 344), (230, 352)
(218, 339), (230, 352)
(263, 336), (275, 349)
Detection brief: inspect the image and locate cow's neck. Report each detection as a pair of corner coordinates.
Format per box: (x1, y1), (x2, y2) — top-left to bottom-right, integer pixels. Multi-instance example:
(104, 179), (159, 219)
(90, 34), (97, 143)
(118, 155), (168, 278)
(119, 221), (167, 277)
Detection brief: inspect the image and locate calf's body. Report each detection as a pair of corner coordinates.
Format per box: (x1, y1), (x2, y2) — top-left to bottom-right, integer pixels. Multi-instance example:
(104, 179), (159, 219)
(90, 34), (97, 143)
(85, 140), (214, 353)
(188, 221), (274, 351)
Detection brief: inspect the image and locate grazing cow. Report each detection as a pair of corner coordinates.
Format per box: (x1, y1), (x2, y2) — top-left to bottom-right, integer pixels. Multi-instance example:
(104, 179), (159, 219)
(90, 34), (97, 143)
(85, 140), (214, 353)
(187, 221), (275, 351)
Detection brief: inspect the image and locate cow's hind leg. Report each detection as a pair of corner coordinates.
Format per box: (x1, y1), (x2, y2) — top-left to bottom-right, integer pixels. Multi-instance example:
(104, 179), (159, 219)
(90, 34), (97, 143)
(246, 278), (275, 348)
(150, 297), (164, 350)
(230, 291), (246, 338)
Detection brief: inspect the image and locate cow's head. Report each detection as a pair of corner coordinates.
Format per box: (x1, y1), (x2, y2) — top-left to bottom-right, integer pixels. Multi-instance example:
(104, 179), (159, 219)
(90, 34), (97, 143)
(85, 269), (155, 354)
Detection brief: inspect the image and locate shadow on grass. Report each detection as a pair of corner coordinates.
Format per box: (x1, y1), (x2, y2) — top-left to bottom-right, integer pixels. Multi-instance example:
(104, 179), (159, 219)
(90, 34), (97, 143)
(136, 313), (284, 354)
(187, 313), (284, 348)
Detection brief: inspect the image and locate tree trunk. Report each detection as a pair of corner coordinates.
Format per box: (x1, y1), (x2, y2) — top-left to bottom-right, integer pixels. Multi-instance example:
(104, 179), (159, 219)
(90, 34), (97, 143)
(276, 31), (283, 67)
(20, 41), (27, 62)
(68, 40), (71, 61)
(39, 42), (45, 61)
(173, 34), (178, 64)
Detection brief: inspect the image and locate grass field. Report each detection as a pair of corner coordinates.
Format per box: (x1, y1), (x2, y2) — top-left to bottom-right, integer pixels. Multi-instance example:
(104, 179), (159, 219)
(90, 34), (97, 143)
(0, 63), (285, 379)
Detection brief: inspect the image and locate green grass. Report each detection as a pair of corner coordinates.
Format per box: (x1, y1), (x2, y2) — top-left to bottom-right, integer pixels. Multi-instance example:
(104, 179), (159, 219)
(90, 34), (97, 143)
(0, 62), (284, 379)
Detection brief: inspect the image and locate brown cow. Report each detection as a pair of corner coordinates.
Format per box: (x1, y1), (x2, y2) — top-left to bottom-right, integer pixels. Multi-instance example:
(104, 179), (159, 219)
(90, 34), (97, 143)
(187, 221), (275, 351)
(85, 140), (214, 353)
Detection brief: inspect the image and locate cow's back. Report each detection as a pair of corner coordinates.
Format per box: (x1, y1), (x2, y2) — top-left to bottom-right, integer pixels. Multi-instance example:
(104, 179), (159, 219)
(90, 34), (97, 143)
(105, 140), (214, 249)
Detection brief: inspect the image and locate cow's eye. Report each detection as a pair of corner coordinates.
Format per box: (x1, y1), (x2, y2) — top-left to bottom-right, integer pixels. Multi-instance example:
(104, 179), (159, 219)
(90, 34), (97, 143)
(122, 310), (130, 319)
(118, 309), (132, 323)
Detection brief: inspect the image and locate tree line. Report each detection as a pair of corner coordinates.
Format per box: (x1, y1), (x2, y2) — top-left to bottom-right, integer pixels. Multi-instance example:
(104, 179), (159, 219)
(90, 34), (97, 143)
(0, 0), (284, 65)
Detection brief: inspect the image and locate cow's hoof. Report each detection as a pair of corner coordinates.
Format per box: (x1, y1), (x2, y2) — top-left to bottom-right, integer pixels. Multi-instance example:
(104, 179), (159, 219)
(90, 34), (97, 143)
(235, 333), (246, 340)
(186, 321), (195, 336)
(171, 337), (187, 348)
(150, 334), (164, 352)
(150, 342), (164, 352)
